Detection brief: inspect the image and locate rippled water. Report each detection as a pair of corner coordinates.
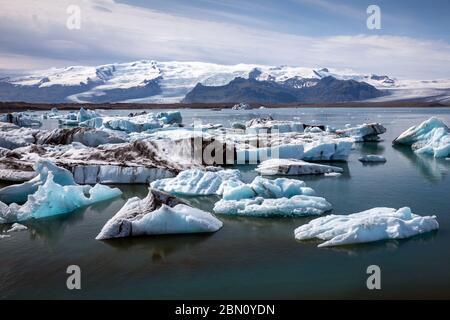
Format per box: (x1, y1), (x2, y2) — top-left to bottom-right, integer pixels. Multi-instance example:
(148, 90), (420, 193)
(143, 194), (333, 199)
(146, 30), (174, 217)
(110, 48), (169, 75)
(1, 107), (450, 299)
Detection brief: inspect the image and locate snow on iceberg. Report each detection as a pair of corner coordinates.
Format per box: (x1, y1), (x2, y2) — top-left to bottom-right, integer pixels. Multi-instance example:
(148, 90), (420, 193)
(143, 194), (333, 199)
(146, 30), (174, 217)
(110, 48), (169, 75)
(151, 169), (242, 196)
(0, 171), (122, 224)
(358, 155), (386, 162)
(336, 123), (386, 142)
(96, 188), (222, 240)
(256, 158), (343, 175)
(0, 159), (77, 204)
(214, 195), (332, 217)
(294, 207), (439, 247)
(393, 117), (450, 158)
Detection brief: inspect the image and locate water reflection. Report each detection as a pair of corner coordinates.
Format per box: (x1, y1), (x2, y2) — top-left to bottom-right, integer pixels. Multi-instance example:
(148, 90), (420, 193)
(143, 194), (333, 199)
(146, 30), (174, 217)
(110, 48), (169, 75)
(393, 145), (449, 181)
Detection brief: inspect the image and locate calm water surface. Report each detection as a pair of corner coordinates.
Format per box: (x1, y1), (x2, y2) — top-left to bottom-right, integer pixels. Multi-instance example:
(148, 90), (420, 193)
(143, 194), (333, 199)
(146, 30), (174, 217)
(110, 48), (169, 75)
(1, 107), (450, 299)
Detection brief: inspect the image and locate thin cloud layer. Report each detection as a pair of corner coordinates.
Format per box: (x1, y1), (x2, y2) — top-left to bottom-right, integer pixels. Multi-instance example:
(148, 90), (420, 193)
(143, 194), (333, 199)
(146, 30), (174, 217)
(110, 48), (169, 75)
(0, 0), (449, 79)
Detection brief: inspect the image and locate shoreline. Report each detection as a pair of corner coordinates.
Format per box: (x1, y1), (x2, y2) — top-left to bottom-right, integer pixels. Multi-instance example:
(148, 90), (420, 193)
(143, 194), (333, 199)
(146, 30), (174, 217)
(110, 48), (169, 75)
(0, 100), (449, 112)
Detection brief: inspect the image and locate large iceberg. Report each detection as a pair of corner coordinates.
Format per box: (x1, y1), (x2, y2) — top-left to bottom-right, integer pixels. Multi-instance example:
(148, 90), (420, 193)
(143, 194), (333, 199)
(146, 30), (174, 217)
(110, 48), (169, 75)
(336, 123), (386, 142)
(393, 117), (450, 158)
(0, 112), (42, 128)
(0, 171), (122, 223)
(151, 169), (242, 196)
(294, 207), (439, 247)
(256, 158), (343, 175)
(0, 160), (76, 204)
(96, 188), (222, 240)
(214, 195), (332, 217)
(35, 127), (126, 147)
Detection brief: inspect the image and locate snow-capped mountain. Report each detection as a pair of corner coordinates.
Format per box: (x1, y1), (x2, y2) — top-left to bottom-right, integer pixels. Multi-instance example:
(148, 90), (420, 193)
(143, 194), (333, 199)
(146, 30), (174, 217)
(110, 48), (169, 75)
(0, 60), (448, 104)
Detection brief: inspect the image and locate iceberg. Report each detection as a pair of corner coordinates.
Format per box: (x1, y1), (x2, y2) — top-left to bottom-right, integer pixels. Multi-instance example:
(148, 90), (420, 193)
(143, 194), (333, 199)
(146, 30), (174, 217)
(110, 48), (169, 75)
(256, 158), (343, 175)
(303, 138), (353, 161)
(35, 127), (126, 147)
(7, 223), (28, 232)
(96, 188), (222, 240)
(222, 176), (315, 201)
(294, 207), (439, 247)
(393, 117), (450, 158)
(0, 171), (122, 224)
(358, 155), (387, 162)
(0, 112), (42, 128)
(214, 195), (332, 217)
(0, 123), (39, 149)
(77, 107), (100, 123)
(0, 159), (77, 204)
(336, 123), (386, 142)
(151, 169), (242, 196)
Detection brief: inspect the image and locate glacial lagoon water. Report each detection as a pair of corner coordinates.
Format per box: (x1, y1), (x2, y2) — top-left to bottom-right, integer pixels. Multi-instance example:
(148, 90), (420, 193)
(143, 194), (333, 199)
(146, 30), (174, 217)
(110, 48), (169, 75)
(1, 107), (450, 299)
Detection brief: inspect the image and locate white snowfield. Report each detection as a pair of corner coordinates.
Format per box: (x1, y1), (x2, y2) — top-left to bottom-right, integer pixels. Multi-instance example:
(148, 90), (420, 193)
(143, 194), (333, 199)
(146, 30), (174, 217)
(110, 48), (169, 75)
(393, 117), (450, 158)
(294, 207), (439, 247)
(256, 158), (343, 175)
(96, 188), (222, 240)
(150, 169), (242, 196)
(0, 171), (122, 224)
(358, 155), (387, 162)
(7, 60), (403, 103)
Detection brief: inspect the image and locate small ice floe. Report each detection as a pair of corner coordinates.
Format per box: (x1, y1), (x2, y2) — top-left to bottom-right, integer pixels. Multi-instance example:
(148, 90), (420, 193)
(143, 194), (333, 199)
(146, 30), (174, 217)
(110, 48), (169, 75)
(7, 223), (27, 232)
(324, 172), (342, 177)
(294, 207), (439, 247)
(0, 234), (10, 239)
(393, 117), (450, 158)
(0, 170), (122, 224)
(232, 103), (251, 110)
(256, 158), (343, 176)
(151, 169), (243, 196)
(336, 123), (386, 142)
(96, 188), (222, 240)
(214, 176), (332, 217)
(358, 155), (387, 163)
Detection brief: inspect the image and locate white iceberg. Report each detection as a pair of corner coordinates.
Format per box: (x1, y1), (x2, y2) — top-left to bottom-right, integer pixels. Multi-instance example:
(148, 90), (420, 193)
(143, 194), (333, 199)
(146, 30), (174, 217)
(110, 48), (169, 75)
(0, 112), (42, 127)
(336, 123), (386, 142)
(256, 158), (343, 175)
(7, 223), (28, 232)
(36, 127), (126, 147)
(294, 207), (439, 247)
(96, 188), (222, 240)
(151, 169), (242, 196)
(393, 117), (450, 158)
(358, 155), (387, 162)
(77, 107), (100, 123)
(214, 195), (332, 217)
(0, 171), (122, 223)
(302, 138), (353, 161)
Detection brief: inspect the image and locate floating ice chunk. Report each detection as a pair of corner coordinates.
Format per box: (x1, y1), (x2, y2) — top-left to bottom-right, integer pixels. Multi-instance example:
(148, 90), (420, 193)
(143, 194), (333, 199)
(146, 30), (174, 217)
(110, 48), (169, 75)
(393, 117), (450, 158)
(232, 103), (251, 110)
(214, 195), (332, 217)
(0, 172), (121, 223)
(0, 160), (77, 204)
(358, 155), (387, 162)
(256, 158), (343, 175)
(303, 139), (353, 161)
(7, 223), (27, 232)
(236, 144), (304, 162)
(77, 107), (100, 123)
(36, 127), (125, 147)
(324, 172), (342, 177)
(222, 176), (314, 201)
(294, 207), (439, 247)
(96, 188), (222, 240)
(151, 169), (242, 196)
(0, 112), (42, 128)
(0, 234), (10, 239)
(336, 123), (386, 142)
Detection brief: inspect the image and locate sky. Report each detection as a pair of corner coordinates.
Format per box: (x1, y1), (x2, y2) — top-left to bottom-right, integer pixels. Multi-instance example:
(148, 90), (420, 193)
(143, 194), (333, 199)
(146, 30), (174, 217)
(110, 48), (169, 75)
(0, 0), (449, 79)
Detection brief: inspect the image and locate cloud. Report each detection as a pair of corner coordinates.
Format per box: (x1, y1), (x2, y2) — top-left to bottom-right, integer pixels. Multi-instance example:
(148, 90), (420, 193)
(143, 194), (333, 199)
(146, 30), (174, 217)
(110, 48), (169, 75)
(0, 0), (449, 78)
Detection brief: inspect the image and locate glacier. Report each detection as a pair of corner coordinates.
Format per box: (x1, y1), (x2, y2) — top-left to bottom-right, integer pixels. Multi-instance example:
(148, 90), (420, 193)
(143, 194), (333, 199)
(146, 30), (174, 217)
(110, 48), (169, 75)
(294, 207), (439, 247)
(393, 117), (450, 158)
(150, 169), (243, 196)
(256, 158), (343, 175)
(0, 171), (122, 224)
(96, 188), (223, 240)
